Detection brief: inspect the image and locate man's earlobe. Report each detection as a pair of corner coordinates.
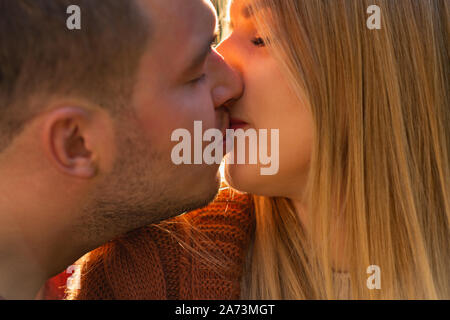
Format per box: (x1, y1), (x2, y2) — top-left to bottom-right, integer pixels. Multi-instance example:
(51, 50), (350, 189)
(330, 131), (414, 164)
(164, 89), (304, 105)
(43, 107), (98, 179)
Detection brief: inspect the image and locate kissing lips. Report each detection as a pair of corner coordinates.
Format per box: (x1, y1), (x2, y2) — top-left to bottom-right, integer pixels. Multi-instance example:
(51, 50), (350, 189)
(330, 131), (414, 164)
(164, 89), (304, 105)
(229, 118), (249, 130)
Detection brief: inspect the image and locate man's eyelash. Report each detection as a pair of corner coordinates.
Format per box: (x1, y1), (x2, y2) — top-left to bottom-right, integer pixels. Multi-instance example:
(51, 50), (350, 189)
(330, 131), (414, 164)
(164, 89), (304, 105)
(191, 73), (206, 84)
(187, 31), (221, 85)
(211, 33), (220, 49)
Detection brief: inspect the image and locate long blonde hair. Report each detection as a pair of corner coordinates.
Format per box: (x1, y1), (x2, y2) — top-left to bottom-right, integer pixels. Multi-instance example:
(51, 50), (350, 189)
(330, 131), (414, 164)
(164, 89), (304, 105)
(234, 0), (450, 299)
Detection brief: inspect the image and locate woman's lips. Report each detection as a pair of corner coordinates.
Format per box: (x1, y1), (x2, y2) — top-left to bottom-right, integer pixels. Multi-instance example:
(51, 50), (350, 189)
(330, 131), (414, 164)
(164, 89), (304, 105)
(229, 118), (249, 130)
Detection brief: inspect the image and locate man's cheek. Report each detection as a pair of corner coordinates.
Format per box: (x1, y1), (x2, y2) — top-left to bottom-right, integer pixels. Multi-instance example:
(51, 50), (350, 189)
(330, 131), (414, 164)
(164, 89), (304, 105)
(178, 102), (216, 127)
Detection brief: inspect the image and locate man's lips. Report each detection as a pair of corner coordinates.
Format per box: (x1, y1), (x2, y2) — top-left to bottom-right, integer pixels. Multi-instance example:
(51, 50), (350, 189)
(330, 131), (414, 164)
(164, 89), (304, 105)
(229, 118), (249, 130)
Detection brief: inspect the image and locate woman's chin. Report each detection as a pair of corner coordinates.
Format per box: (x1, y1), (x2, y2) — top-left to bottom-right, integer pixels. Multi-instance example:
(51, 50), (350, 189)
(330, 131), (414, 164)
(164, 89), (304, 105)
(223, 161), (264, 195)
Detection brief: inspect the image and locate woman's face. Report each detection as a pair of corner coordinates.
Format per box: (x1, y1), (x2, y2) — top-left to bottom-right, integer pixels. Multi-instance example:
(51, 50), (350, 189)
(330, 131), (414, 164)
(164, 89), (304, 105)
(217, 0), (314, 200)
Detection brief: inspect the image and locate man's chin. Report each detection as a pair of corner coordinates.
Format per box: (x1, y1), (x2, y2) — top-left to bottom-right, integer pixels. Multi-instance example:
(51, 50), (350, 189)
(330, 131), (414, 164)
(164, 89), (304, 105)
(83, 168), (223, 243)
(175, 170), (222, 217)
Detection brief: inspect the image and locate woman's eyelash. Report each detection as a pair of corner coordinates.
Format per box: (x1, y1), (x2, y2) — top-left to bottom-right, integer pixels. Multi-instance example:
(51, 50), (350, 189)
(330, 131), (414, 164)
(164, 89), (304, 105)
(251, 37), (266, 47)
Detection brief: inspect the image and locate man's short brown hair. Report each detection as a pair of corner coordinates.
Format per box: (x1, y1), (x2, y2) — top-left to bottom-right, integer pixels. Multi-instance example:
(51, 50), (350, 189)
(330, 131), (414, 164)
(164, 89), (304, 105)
(0, 0), (150, 151)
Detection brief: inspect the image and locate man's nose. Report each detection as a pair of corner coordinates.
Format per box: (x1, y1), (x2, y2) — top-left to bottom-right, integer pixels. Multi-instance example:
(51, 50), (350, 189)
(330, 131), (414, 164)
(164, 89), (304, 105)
(210, 49), (244, 109)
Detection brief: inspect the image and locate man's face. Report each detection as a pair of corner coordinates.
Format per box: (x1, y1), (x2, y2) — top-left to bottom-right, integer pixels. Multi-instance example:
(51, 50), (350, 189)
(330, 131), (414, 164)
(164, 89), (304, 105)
(89, 0), (243, 232)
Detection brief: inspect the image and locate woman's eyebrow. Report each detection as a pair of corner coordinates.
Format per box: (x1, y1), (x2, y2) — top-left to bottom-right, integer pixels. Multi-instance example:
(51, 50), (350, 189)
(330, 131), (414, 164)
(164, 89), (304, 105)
(242, 2), (269, 18)
(243, 5), (252, 18)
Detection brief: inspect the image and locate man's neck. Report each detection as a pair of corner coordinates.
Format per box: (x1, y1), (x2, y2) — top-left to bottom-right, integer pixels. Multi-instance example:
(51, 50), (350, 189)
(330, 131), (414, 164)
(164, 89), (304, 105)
(0, 199), (85, 299)
(0, 250), (47, 299)
(0, 212), (48, 298)
(0, 156), (103, 299)
(0, 218), (90, 299)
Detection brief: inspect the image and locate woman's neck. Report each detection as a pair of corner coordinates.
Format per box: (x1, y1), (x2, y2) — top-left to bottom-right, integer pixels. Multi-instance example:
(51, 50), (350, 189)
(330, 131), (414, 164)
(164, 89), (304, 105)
(289, 198), (349, 273)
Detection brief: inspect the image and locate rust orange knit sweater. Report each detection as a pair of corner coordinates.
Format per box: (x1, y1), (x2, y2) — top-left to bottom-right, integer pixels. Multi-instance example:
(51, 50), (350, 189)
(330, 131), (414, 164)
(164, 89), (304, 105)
(60, 187), (254, 300)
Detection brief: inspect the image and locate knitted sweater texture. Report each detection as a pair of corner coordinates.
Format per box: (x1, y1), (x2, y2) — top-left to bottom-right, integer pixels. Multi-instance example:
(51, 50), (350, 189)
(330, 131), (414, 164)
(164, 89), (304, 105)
(67, 188), (254, 300)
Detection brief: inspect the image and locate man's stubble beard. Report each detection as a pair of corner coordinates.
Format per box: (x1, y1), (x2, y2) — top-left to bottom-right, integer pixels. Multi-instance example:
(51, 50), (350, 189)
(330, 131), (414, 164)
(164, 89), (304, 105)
(78, 113), (220, 244)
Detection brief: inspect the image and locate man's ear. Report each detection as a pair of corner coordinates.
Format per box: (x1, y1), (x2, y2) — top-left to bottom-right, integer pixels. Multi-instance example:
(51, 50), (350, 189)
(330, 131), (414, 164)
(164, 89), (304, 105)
(42, 106), (105, 179)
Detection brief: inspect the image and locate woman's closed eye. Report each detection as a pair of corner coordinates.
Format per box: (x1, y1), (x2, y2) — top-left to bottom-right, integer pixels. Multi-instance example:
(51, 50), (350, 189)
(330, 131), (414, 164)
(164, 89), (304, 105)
(251, 37), (266, 47)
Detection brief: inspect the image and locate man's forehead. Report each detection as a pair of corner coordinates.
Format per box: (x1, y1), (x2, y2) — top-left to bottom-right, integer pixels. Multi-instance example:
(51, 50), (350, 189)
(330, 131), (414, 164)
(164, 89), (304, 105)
(140, 0), (216, 33)
(135, 0), (218, 82)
